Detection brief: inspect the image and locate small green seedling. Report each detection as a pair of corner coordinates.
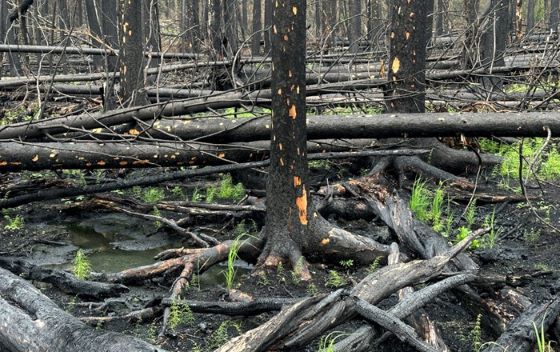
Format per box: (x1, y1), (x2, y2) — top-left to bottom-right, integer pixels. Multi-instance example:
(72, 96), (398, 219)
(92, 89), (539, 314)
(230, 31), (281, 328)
(73, 249), (91, 280)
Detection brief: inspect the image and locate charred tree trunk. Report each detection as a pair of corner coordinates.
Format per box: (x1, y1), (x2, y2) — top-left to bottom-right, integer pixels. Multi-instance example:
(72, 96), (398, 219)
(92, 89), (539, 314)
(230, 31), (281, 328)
(264, 0), (272, 53)
(480, 0), (508, 93)
(259, 0), (312, 274)
(119, 0), (148, 106)
(85, 0), (103, 70)
(251, 0), (262, 55)
(526, 0), (535, 33)
(386, 0), (429, 113)
(348, 0), (362, 53)
(142, 0), (162, 70)
(550, 0), (559, 31)
(100, 0), (118, 71)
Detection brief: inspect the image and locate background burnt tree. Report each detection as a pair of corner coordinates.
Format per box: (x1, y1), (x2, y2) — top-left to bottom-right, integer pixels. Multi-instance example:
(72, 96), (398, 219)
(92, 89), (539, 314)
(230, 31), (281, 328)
(260, 0), (311, 272)
(180, 0), (199, 52)
(480, 0), (509, 93)
(119, 0), (148, 106)
(85, 0), (103, 70)
(386, 0), (429, 113)
(348, 0), (362, 53)
(526, 0), (535, 33)
(251, 0), (262, 55)
(550, 0), (559, 31)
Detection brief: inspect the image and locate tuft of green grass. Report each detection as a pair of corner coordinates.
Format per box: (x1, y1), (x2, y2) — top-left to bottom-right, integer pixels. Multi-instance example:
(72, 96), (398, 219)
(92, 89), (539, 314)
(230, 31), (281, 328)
(218, 174), (245, 201)
(206, 321), (241, 350)
(318, 331), (347, 352)
(73, 249), (91, 280)
(224, 237), (242, 289)
(168, 299), (195, 332)
(430, 183), (445, 232)
(205, 187), (217, 203)
(326, 270), (346, 288)
(368, 257), (381, 273)
(410, 178), (431, 222)
(482, 208), (500, 249)
(470, 313), (483, 352)
(339, 259), (354, 269)
(3, 214), (24, 231)
(533, 317), (553, 352)
(142, 187), (166, 204)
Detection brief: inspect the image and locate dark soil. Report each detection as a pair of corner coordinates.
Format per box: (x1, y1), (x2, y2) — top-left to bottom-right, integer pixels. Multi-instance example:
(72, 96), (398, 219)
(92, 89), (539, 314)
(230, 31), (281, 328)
(1, 165), (559, 352)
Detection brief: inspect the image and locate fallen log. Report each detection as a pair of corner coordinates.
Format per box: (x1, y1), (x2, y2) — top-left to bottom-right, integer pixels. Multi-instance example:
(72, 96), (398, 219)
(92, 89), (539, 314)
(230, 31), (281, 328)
(0, 257), (128, 299)
(0, 43), (200, 59)
(483, 297), (560, 352)
(0, 140), (421, 172)
(116, 112), (560, 144)
(0, 267), (166, 352)
(0, 149), (426, 208)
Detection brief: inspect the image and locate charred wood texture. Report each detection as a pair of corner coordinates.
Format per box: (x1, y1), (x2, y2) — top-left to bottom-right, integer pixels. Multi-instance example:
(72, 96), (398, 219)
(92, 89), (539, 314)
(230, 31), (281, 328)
(0, 257), (128, 299)
(0, 267), (166, 352)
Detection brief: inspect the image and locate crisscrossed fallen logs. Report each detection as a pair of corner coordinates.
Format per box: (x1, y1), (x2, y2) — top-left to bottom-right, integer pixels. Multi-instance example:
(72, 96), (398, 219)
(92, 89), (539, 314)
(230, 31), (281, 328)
(352, 297), (439, 352)
(334, 272), (477, 351)
(0, 267), (166, 352)
(0, 149), (427, 209)
(215, 231), (483, 351)
(0, 257), (128, 299)
(483, 297), (560, 352)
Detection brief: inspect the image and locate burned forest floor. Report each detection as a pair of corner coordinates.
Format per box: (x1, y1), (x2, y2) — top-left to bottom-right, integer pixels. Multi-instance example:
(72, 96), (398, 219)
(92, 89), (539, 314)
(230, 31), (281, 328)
(1, 139), (560, 352)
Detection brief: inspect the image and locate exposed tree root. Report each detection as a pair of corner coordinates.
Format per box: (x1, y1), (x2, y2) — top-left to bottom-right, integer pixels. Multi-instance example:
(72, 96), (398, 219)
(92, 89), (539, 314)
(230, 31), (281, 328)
(215, 231), (483, 351)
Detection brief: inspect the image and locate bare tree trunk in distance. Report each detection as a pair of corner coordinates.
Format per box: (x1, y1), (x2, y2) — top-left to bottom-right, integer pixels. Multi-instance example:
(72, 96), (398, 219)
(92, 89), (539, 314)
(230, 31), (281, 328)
(119, 0), (148, 106)
(251, 0), (262, 55)
(526, 0), (535, 33)
(550, 0), (559, 31)
(386, 0), (429, 113)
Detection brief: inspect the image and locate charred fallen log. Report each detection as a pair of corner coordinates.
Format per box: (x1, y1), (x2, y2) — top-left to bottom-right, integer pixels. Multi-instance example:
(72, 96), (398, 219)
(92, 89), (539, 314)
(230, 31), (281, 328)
(0, 257), (128, 299)
(0, 140), (414, 172)
(483, 297), (560, 352)
(0, 267), (166, 352)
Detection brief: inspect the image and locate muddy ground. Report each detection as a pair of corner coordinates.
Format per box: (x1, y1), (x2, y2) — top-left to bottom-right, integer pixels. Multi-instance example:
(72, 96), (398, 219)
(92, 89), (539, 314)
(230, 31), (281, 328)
(1, 162), (559, 352)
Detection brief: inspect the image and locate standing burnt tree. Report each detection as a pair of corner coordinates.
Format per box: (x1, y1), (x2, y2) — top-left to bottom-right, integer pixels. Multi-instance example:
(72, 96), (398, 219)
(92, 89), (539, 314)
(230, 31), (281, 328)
(119, 0), (148, 106)
(259, 0), (311, 274)
(386, 0), (429, 113)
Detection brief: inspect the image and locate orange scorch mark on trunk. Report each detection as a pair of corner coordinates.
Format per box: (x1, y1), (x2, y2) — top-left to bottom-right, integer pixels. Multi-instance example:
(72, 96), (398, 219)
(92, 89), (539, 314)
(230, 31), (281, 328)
(296, 185), (308, 225)
(293, 176), (302, 187)
(289, 104), (297, 119)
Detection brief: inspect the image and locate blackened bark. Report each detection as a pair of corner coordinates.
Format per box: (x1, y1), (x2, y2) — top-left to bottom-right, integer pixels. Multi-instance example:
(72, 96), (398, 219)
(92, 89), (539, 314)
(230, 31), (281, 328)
(251, 0), (262, 55)
(435, 0), (445, 35)
(143, 0), (161, 69)
(85, 0), (103, 69)
(210, 0), (223, 58)
(349, 0), (362, 53)
(386, 0), (429, 113)
(0, 267), (165, 352)
(120, 0), (148, 106)
(526, 0), (535, 33)
(264, 0), (272, 53)
(181, 0), (199, 52)
(550, 0), (559, 31)
(262, 0), (310, 268)
(480, 0), (508, 92)
(224, 0), (238, 56)
(8, 0), (34, 22)
(100, 0), (118, 71)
